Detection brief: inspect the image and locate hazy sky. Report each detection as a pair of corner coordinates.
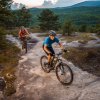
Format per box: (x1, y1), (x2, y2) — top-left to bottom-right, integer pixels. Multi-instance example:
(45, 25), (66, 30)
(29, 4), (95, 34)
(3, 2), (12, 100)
(13, 0), (99, 7)
(13, 0), (58, 7)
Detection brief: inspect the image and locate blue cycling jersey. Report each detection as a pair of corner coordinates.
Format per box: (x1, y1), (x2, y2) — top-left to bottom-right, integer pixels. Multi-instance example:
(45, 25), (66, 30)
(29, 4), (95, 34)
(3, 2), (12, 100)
(43, 37), (59, 47)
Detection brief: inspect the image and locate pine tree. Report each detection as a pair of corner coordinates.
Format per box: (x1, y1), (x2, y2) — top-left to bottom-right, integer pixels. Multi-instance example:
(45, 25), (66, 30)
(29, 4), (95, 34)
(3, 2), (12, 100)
(62, 21), (74, 36)
(79, 25), (87, 32)
(0, 0), (13, 27)
(38, 9), (60, 31)
(14, 7), (32, 27)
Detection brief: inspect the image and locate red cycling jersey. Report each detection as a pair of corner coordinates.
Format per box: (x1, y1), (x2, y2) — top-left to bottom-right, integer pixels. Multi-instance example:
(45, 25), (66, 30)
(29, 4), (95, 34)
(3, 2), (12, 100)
(19, 29), (27, 38)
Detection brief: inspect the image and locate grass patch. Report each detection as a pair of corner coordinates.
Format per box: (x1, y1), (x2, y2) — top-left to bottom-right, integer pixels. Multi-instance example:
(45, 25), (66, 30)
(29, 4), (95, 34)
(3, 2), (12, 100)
(98, 35), (100, 38)
(63, 47), (100, 76)
(29, 27), (42, 33)
(97, 42), (100, 44)
(6, 28), (19, 37)
(62, 33), (96, 43)
(37, 33), (48, 37)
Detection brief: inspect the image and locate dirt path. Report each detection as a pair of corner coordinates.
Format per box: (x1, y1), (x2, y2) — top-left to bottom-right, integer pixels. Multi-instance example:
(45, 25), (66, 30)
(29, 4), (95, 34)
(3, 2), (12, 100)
(6, 33), (100, 100)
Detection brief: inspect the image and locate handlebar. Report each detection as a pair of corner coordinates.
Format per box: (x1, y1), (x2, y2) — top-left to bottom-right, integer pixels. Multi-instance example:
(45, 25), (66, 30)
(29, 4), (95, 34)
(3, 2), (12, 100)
(19, 34), (30, 39)
(55, 49), (68, 56)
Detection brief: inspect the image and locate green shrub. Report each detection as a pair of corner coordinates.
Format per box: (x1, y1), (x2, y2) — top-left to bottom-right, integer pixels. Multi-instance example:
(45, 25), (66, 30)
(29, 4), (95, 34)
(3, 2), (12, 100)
(63, 47), (100, 76)
(0, 27), (20, 96)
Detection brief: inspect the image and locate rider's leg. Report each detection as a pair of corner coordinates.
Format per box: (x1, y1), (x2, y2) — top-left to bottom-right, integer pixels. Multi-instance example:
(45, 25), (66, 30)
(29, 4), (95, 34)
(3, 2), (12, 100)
(22, 40), (25, 49)
(47, 54), (52, 64)
(47, 47), (55, 64)
(24, 39), (27, 53)
(43, 46), (54, 65)
(22, 41), (24, 49)
(21, 37), (26, 49)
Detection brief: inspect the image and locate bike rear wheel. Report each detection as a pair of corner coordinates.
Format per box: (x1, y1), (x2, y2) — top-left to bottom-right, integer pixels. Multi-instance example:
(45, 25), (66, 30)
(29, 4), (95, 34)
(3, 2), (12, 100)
(56, 63), (73, 85)
(40, 55), (50, 73)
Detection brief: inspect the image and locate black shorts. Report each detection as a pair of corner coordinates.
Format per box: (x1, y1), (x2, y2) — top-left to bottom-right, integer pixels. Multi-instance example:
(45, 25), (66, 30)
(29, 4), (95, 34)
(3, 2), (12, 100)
(43, 45), (55, 56)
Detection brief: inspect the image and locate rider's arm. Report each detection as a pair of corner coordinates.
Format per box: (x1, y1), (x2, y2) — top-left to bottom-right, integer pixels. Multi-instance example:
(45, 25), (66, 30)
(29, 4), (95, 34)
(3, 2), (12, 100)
(55, 37), (64, 49)
(58, 42), (64, 49)
(25, 29), (29, 35)
(44, 45), (51, 54)
(18, 30), (21, 38)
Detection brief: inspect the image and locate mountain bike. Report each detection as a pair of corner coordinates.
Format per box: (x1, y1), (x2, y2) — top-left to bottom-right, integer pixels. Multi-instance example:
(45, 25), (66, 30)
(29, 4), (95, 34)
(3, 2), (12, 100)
(20, 35), (29, 53)
(40, 50), (73, 85)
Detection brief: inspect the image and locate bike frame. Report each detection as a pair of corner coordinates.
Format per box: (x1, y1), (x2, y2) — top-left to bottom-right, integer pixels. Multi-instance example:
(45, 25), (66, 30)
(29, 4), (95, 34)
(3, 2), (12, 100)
(51, 54), (63, 69)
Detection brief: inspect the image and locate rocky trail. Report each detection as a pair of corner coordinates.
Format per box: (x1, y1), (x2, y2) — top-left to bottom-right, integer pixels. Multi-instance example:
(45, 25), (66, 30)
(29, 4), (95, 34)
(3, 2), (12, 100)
(2, 33), (100, 100)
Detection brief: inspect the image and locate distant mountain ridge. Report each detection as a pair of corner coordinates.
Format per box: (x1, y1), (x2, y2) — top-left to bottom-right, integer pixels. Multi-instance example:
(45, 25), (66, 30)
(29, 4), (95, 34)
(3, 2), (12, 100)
(12, 1), (100, 26)
(11, 1), (100, 10)
(71, 1), (100, 7)
(37, 0), (100, 8)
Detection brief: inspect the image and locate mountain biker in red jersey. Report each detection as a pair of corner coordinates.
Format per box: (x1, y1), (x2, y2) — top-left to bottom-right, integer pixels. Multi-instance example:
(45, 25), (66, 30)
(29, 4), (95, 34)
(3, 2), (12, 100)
(19, 26), (29, 40)
(18, 26), (29, 49)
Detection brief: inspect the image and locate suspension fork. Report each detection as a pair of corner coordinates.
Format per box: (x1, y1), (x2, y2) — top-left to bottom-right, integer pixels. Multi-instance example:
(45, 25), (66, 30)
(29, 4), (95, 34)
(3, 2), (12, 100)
(57, 62), (65, 73)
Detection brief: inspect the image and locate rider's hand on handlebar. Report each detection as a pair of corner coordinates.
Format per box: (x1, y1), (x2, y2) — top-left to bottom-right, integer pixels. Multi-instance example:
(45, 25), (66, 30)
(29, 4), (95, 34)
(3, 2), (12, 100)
(62, 49), (67, 53)
(25, 34), (31, 40)
(25, 34), (29, 38)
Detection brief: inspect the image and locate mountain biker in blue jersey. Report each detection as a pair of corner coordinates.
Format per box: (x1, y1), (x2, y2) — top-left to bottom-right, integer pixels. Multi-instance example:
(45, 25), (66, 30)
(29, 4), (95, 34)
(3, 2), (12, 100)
(43, 30), (64, 67)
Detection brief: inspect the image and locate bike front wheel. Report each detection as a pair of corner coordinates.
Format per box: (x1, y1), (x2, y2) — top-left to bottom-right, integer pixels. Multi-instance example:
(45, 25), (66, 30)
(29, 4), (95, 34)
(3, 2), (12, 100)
(56, 63), (73, 85)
